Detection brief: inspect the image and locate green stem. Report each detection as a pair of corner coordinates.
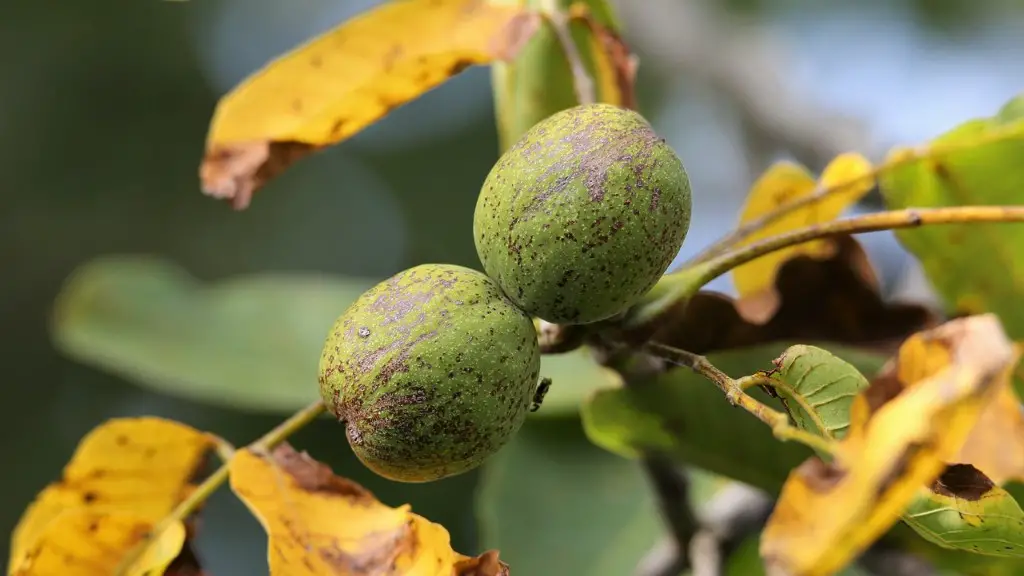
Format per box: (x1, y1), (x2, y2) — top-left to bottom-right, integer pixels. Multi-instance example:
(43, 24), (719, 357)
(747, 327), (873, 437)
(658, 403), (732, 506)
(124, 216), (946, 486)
(634, 205), (1024, 329)
(645, 342), (836, 456)
(115, 400), (327, 575)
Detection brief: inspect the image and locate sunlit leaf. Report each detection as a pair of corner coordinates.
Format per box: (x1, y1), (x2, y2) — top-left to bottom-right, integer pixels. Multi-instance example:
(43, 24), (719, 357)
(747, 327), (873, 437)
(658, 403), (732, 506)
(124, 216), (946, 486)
(731, 153), (873, 322)
(903, 464), (1024, 558)
(229, 444), (506, 575)
(760, 314), (1017, 576)
(52, 256), (373, 413)
(200, 0), (540, 208)
(581, 342), (887, 494)
(880, 339), (1024, 486)
(879, 92), (1024, 336)
(477, 418), (661, 575)
(10, 511), (186, 576)
(766, 331), (1024, 562)
(490, 0), (635, 151)
(9, 418), (214, 575)
(771, 344), (870, 443)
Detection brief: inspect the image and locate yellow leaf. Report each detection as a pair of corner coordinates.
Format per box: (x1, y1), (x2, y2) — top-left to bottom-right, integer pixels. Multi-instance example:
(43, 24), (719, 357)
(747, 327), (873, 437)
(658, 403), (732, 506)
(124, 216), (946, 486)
(760, 314), (1016, 576)
(229, 443), (509, 575)
(731, 153), (874, 321)
(870, 338), (1024, 486)
(10, 511), (186, 576)
(200, 0), (539, 209)
(9, 417), (214, 575)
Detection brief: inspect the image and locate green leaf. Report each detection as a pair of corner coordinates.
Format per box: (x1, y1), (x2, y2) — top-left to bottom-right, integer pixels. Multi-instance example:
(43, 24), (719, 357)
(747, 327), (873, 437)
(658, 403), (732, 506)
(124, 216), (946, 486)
(903, 464), (1024, 558)
(477, 418), (662, 576)
(581, 343), (888, 494)
(52, 256), (605, 417)
(879, 92), (1024, 338)
(773, 344), (870, 442)
(51, 256), (373, 412)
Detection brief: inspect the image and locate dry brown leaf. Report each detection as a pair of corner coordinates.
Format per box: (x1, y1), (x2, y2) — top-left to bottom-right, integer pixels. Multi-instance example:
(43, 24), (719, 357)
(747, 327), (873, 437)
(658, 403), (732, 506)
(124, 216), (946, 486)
(731, 154), (874, 322)
(200, 0), (537, 209)
(654, 235), (936, 356)
(760, 314), (1016, 576)
(229, 443), (509, 575)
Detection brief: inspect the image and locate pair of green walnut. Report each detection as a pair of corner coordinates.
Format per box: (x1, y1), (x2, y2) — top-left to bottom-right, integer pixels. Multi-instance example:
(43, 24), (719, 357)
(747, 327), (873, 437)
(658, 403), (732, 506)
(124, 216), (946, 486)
(317, 103), (693, 482)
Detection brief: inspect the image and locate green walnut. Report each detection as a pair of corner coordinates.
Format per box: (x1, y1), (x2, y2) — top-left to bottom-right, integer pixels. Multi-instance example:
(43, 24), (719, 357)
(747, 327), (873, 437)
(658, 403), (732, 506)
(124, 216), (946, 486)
(474, 103), (692, 324)
(318, 263), (542, 483)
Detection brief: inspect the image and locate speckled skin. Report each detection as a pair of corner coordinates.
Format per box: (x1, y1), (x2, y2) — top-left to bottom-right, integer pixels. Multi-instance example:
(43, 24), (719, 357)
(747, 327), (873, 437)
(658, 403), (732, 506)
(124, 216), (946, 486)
(474, 103), (692, 324)
(318, 264), (541, 483)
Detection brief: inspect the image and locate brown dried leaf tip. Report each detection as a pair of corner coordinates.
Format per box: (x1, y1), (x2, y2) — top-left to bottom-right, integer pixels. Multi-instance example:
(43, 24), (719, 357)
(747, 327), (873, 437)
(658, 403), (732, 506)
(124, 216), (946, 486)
(655, 236), (937, 356)
(229, 442), (495, 575)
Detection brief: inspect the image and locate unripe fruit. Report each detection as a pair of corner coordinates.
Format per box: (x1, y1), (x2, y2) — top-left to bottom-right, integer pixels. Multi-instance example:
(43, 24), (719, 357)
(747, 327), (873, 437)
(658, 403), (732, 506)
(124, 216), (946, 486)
(318, 264), (541, 482)
(474, 103), (692, 325)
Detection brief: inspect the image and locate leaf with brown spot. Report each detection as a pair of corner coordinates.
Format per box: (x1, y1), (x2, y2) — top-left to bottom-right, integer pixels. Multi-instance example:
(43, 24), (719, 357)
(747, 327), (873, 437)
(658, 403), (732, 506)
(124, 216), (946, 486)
(902, 464), (1024, 558)
(10, 511), (187, 576)
(228, 443), (507, 575)
(200, 0), (538, 208)
(653, 235), (937, 355)
(730, 153), (874, 323)
(9, 417), (215, 575)
(760, 314), (1017, 576)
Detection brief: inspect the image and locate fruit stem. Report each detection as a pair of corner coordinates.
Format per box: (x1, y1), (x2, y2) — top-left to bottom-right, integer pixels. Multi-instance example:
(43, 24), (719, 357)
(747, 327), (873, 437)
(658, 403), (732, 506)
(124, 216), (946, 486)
(115, 400), (327, 575)
(645, 341), (836, 456)
(635, 205), (1024, 329)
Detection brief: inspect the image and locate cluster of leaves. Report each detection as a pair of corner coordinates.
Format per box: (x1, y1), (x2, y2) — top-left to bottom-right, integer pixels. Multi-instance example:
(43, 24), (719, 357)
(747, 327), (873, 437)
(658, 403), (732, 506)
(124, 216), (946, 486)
(12, 0), (1024, 575)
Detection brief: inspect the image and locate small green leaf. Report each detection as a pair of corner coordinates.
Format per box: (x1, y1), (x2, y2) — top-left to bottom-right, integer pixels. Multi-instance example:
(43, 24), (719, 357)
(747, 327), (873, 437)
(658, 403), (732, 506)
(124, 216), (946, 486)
(477, 418), (661, 576)
(903, 464), (1024, 558)
(51, 256), (374, 412)
(581, 343), (888, 494)
(879, 92), (1024, 339)
(773, 344), (870, 442)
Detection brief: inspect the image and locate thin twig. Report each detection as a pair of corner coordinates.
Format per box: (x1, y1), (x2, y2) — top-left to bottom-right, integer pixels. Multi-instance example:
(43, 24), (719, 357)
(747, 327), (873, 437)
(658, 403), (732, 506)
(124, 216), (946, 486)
(683, 124), (1024, 268)
(632, 205), (1024, 334)
(115, 400), (328, 575)
(645, 341), (835, 456)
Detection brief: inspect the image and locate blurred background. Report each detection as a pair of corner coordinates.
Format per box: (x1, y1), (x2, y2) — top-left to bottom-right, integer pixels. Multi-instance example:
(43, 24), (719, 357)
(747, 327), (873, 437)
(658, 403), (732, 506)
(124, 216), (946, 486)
(3, 0), (1024, 573)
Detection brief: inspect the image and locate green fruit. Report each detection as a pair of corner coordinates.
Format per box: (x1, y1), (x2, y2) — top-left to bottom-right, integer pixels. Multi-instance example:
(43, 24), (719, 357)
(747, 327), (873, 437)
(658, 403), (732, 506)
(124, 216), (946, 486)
(318, 263), (541, 482)
(474, 103), (692, 325)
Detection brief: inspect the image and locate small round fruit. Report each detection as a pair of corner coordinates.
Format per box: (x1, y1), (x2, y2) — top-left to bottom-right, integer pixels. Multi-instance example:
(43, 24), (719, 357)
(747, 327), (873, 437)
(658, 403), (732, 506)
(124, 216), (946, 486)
(318, 263), (541, 483)
(474, 103), (692, 325)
